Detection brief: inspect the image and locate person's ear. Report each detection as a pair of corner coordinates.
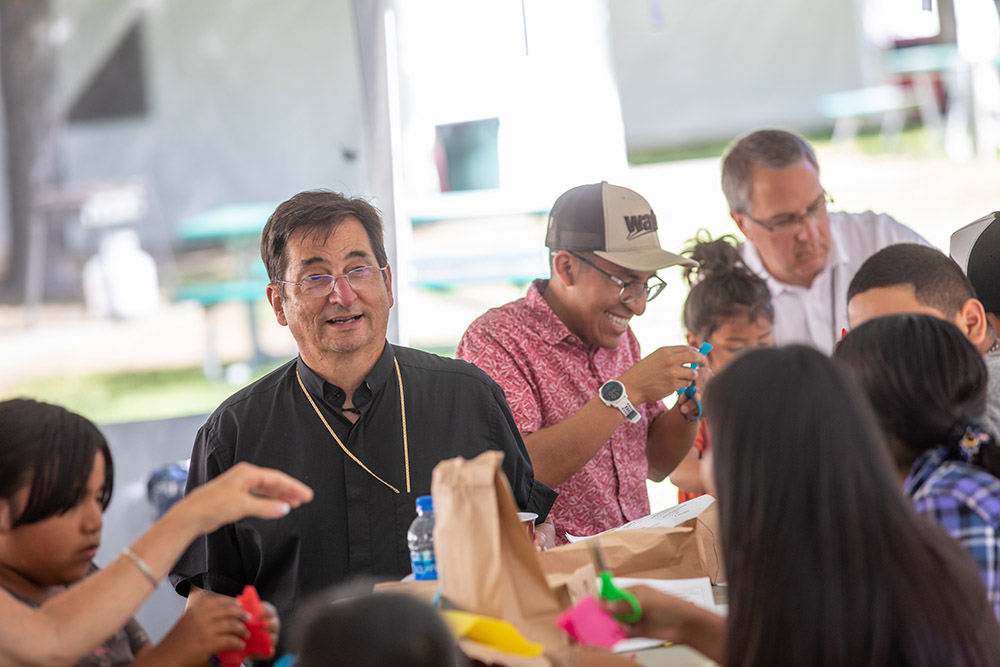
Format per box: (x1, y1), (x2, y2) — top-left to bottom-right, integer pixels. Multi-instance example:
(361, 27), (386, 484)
(955, 298), (990, 352)
(731, 210), (750, 237)
(267, 284), (289, 327)
(685, 331), (700, 348)
(383, 265), (394, 309)
(550, 251), (576, 287)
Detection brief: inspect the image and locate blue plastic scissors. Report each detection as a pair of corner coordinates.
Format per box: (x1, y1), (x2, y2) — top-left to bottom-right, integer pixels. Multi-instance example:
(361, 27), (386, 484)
(676, 342), (713, 417)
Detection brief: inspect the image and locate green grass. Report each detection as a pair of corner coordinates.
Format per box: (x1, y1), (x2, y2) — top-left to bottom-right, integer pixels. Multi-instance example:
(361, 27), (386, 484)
(0, 347), (461, 425)
(628, 138), (732, 165)
(627, 124), (940, 165)
(1, 335), (457, 425)
(628, 128), (835, 164)
(845, 124), (947, 158)
(2, 362), (287, 425)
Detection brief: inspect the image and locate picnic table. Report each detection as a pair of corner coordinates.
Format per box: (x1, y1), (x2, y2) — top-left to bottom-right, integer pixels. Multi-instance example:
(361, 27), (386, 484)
(175, 203), (277, 377)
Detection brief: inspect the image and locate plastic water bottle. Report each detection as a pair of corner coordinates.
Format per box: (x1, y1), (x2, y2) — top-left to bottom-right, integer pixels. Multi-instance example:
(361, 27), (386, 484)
(407, 495), (437, 581)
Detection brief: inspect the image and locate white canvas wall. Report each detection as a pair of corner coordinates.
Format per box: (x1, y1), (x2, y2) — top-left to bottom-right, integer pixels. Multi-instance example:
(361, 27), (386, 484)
(58, 1), (368, 236)
(609, 0), (874, 150)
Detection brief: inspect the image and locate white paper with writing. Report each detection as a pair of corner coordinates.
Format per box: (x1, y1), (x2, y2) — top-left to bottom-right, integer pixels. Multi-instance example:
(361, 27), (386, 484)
(565, 495), (716, 543)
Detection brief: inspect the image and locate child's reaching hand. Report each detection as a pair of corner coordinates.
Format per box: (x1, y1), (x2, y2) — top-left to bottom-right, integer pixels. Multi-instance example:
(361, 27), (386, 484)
(132, 595), (252, 667)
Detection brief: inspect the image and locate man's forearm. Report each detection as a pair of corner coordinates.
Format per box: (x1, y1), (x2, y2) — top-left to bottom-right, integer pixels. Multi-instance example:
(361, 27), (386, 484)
(646, 407), (698, 482)
(523, 395), (625, 487)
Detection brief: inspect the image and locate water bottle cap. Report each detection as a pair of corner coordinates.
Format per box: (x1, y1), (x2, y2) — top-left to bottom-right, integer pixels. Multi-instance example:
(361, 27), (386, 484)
(415, 495), (433, 512)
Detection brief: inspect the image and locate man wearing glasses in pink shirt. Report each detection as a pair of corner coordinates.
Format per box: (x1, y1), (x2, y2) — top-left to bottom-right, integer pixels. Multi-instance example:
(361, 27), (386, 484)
(457, 182), (706, 544)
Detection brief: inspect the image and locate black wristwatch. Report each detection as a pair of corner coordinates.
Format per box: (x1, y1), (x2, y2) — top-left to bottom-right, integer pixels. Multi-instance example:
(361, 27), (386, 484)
(599, 380), (641, 423)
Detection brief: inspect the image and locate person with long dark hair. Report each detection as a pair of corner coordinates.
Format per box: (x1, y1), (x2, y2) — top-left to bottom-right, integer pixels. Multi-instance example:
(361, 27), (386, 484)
(608, 346), (1000, 665)
(836, 313), (1000, 619)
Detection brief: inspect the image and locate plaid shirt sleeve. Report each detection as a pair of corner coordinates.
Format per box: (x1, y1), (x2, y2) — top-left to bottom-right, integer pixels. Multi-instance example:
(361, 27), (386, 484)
(911, 470), (1000, 620)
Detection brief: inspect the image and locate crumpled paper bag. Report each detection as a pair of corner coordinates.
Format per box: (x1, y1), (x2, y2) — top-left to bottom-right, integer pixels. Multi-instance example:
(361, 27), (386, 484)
(432, 451), (570, 661)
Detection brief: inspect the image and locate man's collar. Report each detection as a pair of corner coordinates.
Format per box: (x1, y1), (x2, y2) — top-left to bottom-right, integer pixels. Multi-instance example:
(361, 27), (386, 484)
(739, 240), (768, 279)
(740, 241), (793, 295)
(827, 220), (850, 269)
(527, 279), (587, 347)
(295, 342), (396, 407)
(741, 221), (847, 294)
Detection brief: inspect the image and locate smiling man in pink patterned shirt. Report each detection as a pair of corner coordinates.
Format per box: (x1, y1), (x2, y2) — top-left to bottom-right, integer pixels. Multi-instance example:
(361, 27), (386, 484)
(457, 182), (707, 543)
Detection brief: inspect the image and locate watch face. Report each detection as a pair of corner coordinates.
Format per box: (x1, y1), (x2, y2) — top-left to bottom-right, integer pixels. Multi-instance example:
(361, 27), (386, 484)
(601, 381), (623, 401)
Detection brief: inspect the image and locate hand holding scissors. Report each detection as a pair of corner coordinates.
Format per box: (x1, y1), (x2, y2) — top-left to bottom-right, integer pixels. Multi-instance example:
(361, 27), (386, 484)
(677, 342), (712, 418)
(588, 541), (641, 623)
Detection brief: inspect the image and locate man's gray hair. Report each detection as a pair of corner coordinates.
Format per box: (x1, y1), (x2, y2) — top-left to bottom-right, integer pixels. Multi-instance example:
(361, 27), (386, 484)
(721, 129), (820, 214)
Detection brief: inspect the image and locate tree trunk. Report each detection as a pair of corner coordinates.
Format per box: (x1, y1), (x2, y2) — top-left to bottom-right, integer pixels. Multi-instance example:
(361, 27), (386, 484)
(0, 0), (57, 303)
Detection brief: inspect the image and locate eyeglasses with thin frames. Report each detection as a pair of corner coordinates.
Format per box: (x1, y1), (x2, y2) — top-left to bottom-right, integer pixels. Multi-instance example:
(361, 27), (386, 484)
(741, 191), (834, 236)
(276, 265), (387, 298)
(567, 251), (666, 304)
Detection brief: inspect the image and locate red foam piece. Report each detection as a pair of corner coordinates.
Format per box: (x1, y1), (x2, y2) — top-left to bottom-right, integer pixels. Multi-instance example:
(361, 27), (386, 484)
(216, 585), (274, 666)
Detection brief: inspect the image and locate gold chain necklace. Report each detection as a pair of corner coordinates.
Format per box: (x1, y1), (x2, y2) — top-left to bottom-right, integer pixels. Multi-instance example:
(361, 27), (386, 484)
(295, 358), (410, 494)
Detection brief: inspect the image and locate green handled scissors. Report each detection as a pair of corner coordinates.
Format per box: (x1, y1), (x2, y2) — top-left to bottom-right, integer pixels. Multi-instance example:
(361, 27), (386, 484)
(588, 541), (641, 623)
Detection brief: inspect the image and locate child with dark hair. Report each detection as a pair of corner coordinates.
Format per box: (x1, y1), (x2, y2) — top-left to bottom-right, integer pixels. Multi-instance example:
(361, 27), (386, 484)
(290, 580), (465, 667)
(836, 313), (1000, 619)
(607, 346), (1000, 665)
(846, 241), (999, 435)
(0, 398), (284, 666)
(669, 232), (773, 502)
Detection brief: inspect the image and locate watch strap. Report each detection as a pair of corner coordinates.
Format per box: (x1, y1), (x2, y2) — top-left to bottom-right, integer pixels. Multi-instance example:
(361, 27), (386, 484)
(617, 401), (641, 423)
(600, 381), (641, 424)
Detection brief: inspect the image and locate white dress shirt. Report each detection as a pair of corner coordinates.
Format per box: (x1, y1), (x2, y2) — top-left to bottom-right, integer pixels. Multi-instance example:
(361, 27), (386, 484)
(741, 210), (929, 354)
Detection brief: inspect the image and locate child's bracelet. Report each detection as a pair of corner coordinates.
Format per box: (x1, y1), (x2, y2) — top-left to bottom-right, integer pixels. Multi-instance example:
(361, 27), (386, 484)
(121, 546), (159, 588)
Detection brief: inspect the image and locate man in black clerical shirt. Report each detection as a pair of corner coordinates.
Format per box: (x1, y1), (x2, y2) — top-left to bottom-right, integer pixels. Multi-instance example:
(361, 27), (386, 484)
(169, 190), (556, 661)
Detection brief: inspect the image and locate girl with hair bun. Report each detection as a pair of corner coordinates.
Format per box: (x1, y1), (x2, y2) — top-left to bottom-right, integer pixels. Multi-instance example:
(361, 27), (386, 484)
(836, 313), (1000, 619)
(670, 231), (774, 502)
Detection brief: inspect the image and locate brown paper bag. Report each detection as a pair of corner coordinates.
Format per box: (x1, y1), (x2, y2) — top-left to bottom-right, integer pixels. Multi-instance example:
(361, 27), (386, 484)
(431, 450), (570, 654)
(539, 526), (707, 580)
(545, 563), (597, 611)
(691, 501), (726, 584)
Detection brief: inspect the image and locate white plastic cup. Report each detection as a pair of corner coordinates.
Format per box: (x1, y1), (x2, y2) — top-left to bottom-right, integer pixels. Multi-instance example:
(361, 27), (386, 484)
(517, 512), (538, 541)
